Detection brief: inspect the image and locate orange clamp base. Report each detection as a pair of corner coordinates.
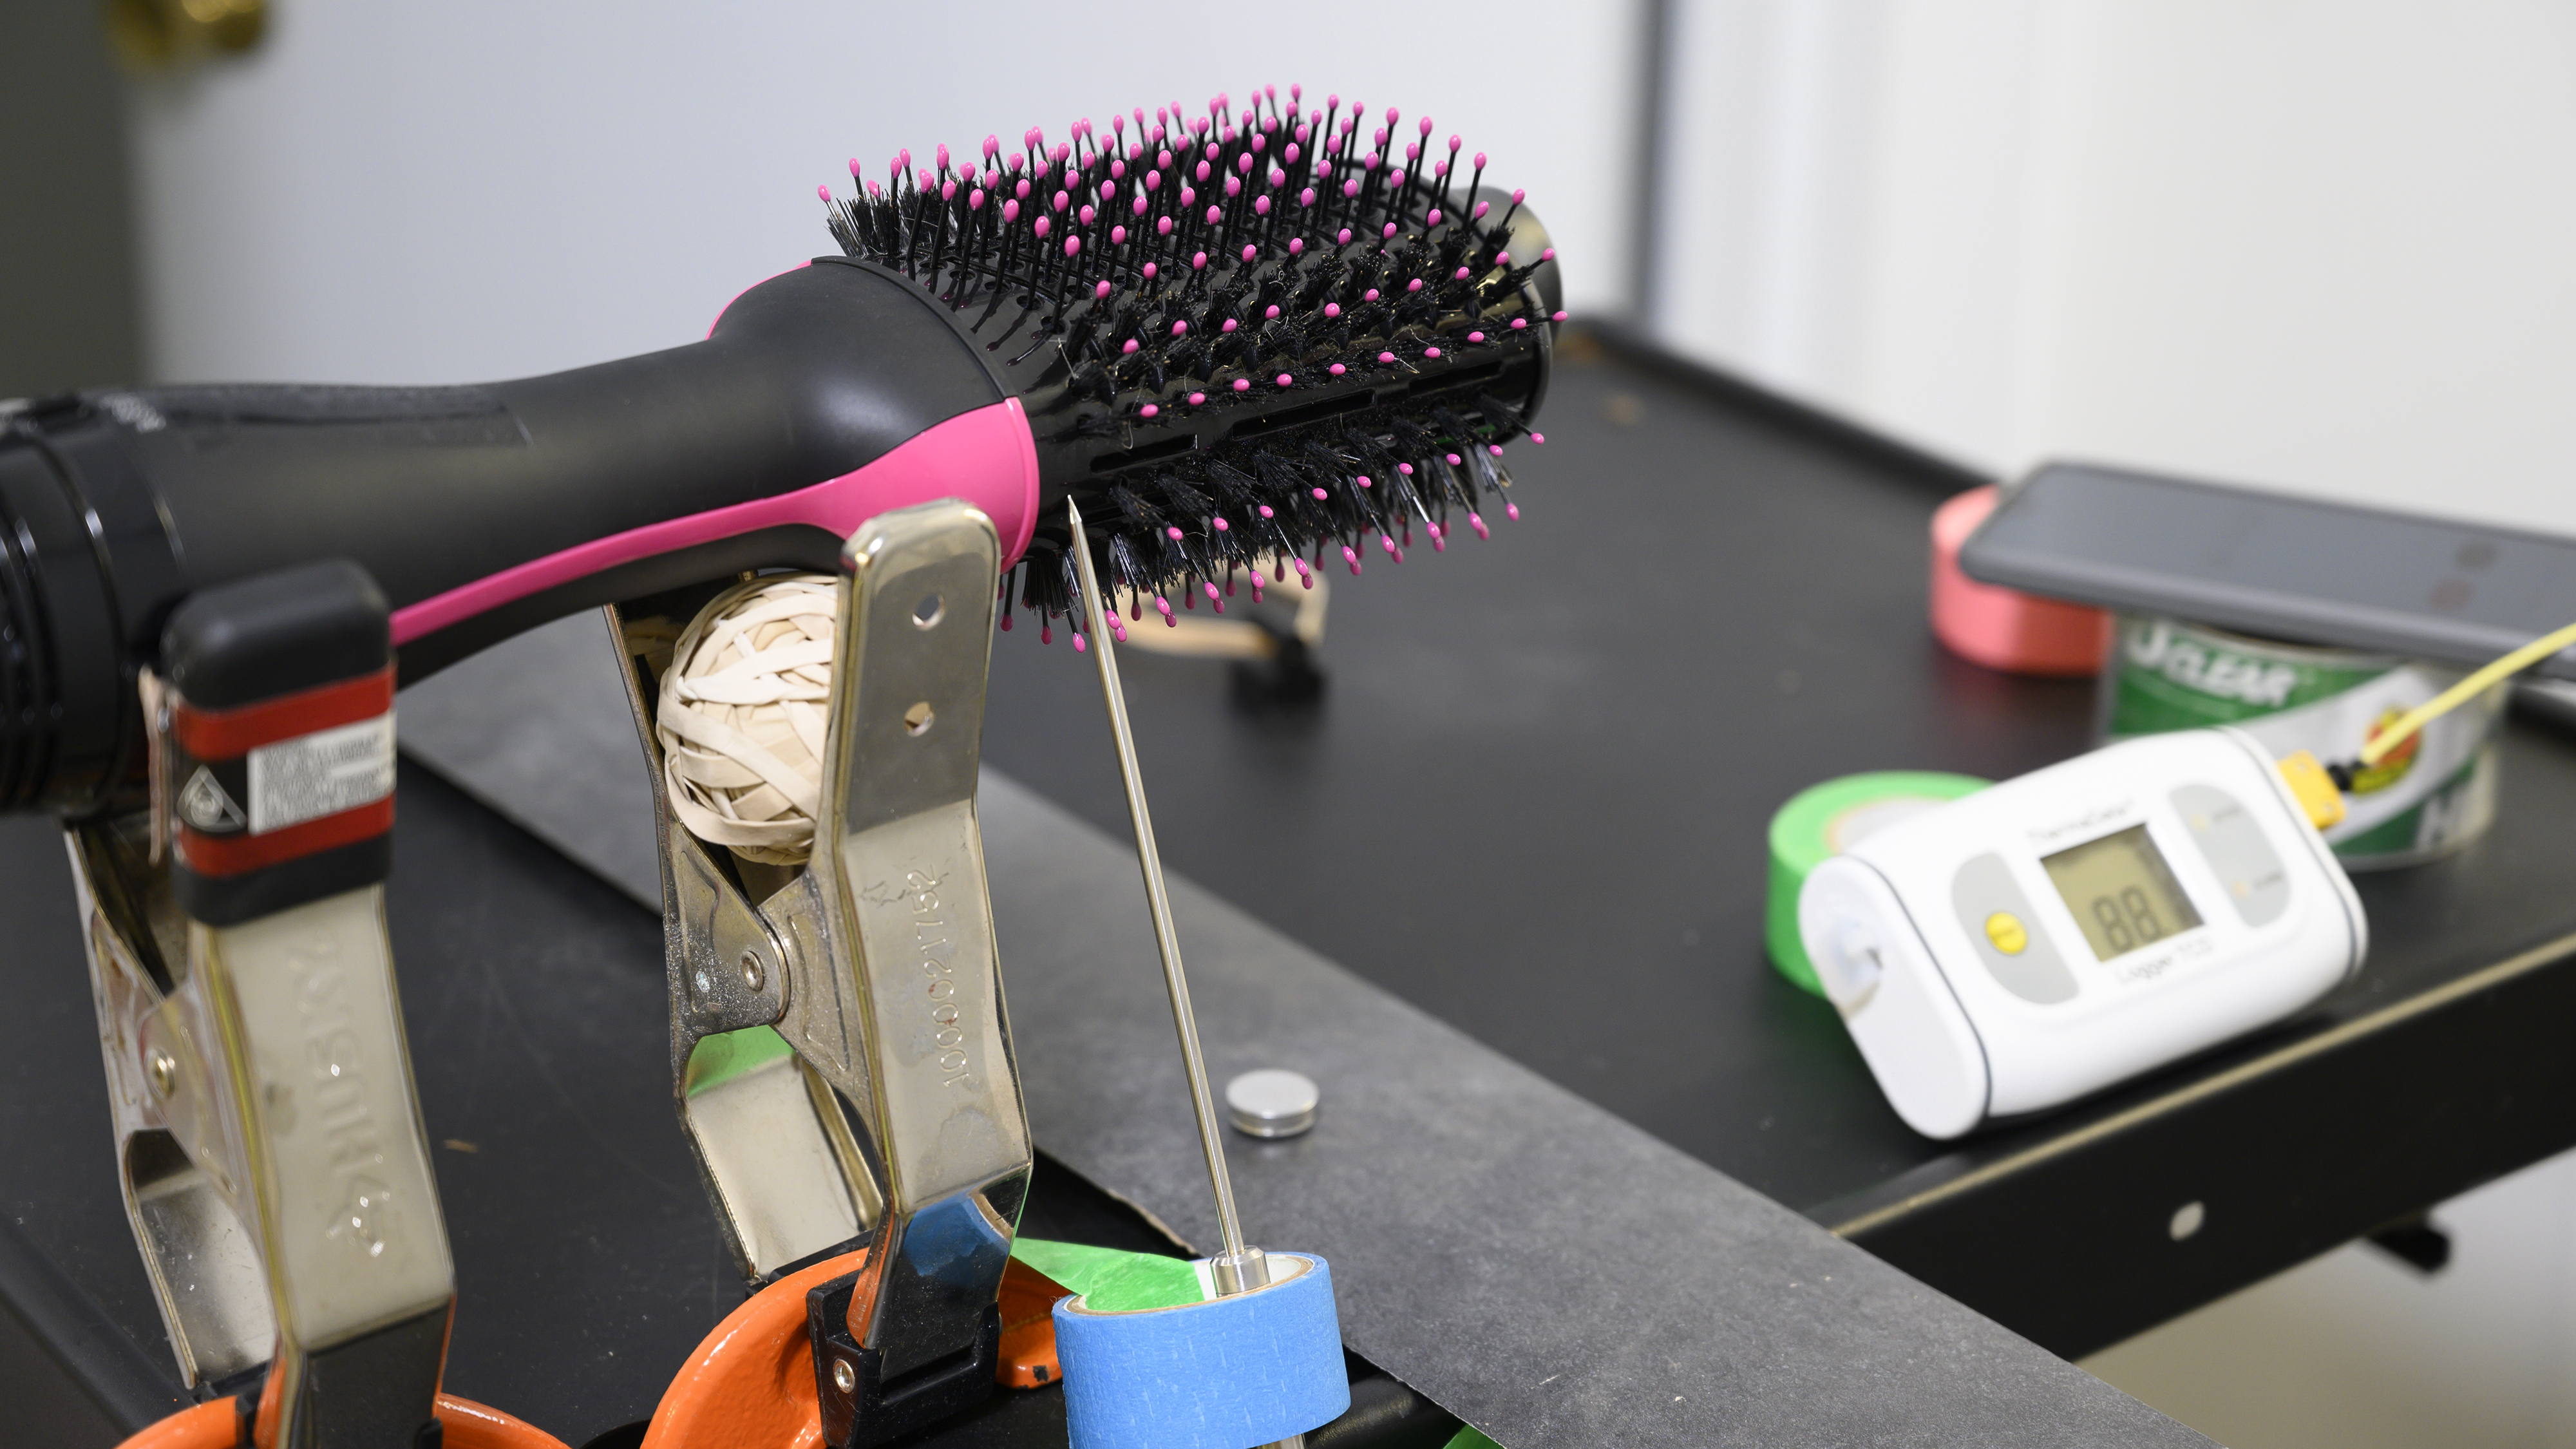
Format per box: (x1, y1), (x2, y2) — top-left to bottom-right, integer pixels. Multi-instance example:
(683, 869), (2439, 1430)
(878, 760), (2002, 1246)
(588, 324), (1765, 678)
(116, 1391), (567, 1449)
(641, 1250), (870, 1449)
(996, 1256), (1070, 1389)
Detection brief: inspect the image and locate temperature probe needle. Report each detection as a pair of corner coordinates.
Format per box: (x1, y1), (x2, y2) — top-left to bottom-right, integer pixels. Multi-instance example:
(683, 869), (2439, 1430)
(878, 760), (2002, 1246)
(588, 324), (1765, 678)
(1065, 499), (1265, 1293)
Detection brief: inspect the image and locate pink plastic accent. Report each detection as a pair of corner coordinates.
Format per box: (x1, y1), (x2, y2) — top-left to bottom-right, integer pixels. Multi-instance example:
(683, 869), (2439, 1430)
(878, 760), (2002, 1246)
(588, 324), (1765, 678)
(1929, 484), (2110, 677)
(392, 398), (1041, 647)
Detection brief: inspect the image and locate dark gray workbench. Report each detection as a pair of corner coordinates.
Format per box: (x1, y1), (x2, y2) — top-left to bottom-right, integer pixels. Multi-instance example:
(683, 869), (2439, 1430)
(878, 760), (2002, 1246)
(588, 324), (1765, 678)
(14, 329), (2564, 1442)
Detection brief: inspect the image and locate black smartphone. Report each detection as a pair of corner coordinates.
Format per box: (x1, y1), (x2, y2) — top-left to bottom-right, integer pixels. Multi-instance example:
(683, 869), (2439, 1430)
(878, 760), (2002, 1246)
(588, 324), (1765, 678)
(1960, 462), (2576, 679)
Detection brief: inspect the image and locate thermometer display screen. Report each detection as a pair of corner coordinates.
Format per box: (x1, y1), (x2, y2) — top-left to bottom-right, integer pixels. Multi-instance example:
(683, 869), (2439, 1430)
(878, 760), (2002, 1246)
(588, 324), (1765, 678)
(2042, 824), (2203, 962)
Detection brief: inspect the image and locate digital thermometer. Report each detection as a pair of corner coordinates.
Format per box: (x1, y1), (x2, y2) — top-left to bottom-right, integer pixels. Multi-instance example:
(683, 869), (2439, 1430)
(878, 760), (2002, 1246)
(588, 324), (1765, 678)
(1797, 728), (2365, 1139)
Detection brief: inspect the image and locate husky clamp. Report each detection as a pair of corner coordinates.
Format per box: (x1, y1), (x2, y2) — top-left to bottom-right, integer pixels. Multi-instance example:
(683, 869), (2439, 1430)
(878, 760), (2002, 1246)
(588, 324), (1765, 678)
(608, 499), (1032, 1448)
(70, 561), (455, 1448)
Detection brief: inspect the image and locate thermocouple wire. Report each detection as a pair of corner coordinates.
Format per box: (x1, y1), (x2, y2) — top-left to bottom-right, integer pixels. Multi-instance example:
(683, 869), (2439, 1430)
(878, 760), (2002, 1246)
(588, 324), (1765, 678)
(1066, 498), (1255, 1283)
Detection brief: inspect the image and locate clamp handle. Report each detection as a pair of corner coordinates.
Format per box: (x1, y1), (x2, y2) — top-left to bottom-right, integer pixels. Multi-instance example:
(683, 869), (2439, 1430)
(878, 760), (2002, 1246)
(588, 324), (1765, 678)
(76, 560), (454, 1448)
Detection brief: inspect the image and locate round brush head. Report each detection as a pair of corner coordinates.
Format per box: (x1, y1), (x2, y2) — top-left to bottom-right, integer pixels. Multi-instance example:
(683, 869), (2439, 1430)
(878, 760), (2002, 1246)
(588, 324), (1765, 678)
(815, 84), (1562, 645)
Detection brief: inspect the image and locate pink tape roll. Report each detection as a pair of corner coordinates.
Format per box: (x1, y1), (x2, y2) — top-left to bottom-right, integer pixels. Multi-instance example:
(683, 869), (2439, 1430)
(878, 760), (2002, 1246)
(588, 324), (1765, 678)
(1929, 485), (2110, 677)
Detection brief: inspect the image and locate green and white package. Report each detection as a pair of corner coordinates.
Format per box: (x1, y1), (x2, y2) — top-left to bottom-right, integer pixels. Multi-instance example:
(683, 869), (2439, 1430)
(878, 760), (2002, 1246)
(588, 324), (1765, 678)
(2103, 616), (2505, 868)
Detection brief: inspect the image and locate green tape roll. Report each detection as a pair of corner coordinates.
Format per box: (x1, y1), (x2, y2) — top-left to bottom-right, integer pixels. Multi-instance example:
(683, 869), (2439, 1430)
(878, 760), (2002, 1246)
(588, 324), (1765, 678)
(1766, 772), (1989, 996)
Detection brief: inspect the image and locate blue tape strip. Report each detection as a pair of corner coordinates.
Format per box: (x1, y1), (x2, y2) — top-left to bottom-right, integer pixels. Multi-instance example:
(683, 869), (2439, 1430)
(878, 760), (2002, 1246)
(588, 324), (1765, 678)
(1054, 1252), (1349, 1449)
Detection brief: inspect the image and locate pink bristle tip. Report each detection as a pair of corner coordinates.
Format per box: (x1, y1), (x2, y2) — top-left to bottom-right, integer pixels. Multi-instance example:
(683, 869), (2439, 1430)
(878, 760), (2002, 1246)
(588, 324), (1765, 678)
(1496, 252), (1510, 266)
(1455, 267), (1472, 281)
(1188, 391), (1206, 405)
(1232, 378), (1251, 392)
(1397, 462), (1414, 476)
(818, 185), (833, 202)
(1166, 526), (1185, 540)
(1312, 487), (1329, 500)
(1357, 474), (1372, 488)
(1095, 281), (1113, 299)
(1490, 444), (1504, 456)
(1221, 318), (1238, 334)
(1329, 363), (1346, 376)
(1382, 222), (1399, 239)
(1511, 317), (1528, 330)
(1213, 516), (1229, 532)
(1469, 331), (1486, 343)
(1378, 351), (1396, 364)
(1542, 247), (1557, 261)
(1446, 453), (1463, 466)
(1553, 311), (1567, 321)
(1172, 319), (1189, 336)
(1424, 346), (1442, 359)
(1258, 505), (1274, 518)
(1122, 339), (1139, 355)
(1531, 432), (1546, 444)
(1506, 502), (1520, 520)
(1072, 634), (1087, 653)
(1337, 228), (1354, 244)
(1265, 304), (1282, 319)
(1470, 513), (1489, 539)
(1276, 374), (1293, 387)
(1140, 402), (1159, 417)
(1408, 279), (1425, 293)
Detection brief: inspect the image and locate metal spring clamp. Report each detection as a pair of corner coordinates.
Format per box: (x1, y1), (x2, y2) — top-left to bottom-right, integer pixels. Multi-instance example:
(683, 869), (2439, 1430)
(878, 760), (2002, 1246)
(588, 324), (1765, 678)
(609, 500), (1032, 1448)
(71, 561), (453, 1448)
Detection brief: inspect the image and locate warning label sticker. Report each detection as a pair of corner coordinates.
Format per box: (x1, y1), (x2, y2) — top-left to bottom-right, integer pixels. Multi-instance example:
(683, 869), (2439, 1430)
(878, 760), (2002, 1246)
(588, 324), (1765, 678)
(247, 714), (395, 835)
(178, 767), (245, 832)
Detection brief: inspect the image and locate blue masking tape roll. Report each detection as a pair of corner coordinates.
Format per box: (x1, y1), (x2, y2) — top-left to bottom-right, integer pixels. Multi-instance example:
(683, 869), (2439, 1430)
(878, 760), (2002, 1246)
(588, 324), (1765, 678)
(1054, 1252), (1349, 1449)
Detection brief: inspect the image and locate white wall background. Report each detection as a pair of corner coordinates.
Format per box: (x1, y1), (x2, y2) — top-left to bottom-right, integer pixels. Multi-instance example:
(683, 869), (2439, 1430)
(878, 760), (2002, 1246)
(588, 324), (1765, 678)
(127, 0), (1642, 387)
(1651, 0), (2576, 536)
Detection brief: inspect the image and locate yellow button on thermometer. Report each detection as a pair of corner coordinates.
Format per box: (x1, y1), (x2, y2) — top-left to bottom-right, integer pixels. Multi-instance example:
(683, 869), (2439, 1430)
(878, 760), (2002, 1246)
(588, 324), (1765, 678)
(1984, 913), (2027, 955)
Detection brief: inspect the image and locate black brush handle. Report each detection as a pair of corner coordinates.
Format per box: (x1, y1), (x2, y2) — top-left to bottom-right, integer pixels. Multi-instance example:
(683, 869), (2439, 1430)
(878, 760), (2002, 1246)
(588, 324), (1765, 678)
(0, 261), (999, 815)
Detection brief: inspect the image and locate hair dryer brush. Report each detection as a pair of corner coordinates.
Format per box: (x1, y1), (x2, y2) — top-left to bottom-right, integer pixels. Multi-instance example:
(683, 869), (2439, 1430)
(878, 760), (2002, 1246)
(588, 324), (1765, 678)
(0, 86), (1560, 817)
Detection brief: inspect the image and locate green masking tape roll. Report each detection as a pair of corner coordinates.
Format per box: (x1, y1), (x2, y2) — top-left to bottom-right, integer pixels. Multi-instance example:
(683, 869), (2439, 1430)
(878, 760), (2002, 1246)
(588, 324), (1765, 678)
(1766, 772), (1989, 996)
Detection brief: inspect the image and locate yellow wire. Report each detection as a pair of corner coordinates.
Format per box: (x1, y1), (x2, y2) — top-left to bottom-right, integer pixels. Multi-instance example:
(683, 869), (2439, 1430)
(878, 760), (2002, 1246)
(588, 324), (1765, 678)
(2358, 618), (2576, 766)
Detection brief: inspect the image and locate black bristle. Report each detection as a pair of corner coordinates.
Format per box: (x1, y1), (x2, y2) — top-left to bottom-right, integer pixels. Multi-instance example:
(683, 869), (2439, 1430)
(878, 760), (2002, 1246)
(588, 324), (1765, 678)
(817, 86), (1562, 627)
